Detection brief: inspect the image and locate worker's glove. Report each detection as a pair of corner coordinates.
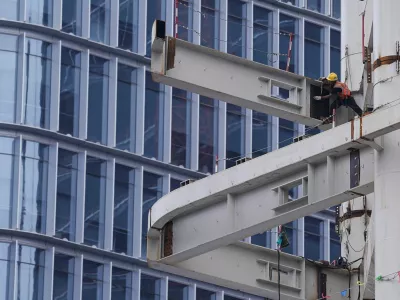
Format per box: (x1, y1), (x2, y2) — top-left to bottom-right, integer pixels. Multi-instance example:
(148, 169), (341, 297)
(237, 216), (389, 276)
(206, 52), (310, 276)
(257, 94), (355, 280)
(313, 96), (322, 100)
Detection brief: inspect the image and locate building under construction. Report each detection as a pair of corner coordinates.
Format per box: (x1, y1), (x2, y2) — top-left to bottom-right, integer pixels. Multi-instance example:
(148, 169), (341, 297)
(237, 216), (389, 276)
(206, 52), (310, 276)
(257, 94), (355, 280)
(148, 0), (400, 299)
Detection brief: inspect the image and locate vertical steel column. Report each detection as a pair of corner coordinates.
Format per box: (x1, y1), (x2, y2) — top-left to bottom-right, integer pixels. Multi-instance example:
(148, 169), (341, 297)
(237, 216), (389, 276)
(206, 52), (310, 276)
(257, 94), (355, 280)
(104, 159), (116, 251)
(373, 0), (400, 297)
(107, 57), (118, 147)
(73, 254), (84, 300)
(44, 247), (55, 300)
(8, 241), (18, 300)
(133, 166), (144, 258)
(15, 33), (26, 125)
(78, 50), (89, 140)
(75, 151), (87, 244)
(50, 41), (62, 132)
(135, 66), (146, 155)
(11, 136), (22, 230)
(46, 144), (59, 236)
(110, 0), (119, 47)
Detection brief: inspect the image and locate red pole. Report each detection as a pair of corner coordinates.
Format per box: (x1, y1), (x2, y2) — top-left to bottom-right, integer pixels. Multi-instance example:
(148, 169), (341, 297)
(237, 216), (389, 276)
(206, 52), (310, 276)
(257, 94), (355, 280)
(175, 0), (179, 38)
(362, 12), (365, 62)
(286, 33), (293, 72)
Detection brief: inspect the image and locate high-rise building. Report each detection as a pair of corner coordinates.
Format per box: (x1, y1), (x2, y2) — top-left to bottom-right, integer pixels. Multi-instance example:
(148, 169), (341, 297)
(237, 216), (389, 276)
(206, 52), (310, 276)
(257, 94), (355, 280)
(0, 0), (341, 299)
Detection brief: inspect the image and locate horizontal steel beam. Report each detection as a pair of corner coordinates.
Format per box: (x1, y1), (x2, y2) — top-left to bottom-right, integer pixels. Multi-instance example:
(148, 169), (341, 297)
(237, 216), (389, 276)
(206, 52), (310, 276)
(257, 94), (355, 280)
(149, 242), (354, 300)
(148, 103), (400, 264)
(151, 20), (330, 128)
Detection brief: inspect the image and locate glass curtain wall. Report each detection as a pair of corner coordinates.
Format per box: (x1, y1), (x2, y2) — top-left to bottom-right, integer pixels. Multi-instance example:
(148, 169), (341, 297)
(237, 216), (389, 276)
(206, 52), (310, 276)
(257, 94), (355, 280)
(177, 0), (193, 42)
(330, 29), (341, 79)
(0, 137), (15, 229)
(0, 243), (10, 300)
(90, 0), (110, 44)
(226, 104), (245, 169)
(0, 0), (19, 20)
(305, 22), (324, 79)
(112, 267), (133, 300)
(304, 217), (324, 260)
(62, 0), (81, 34)
(330, 222), (341, 261)
(82, 260), (104, 299)
(227, 0), (246, 57)
(253, 6), (273, 65)
(26, 0), (52, 27)
(201, 0), (219, 49)
(118, 0), (139, 52)
(146, 0), (166, 57)
(53, 253), (75, 300)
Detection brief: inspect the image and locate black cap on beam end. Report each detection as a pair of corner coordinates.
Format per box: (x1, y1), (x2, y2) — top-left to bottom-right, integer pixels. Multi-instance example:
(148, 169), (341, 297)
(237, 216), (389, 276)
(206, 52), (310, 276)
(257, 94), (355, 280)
(153, 19), (166, 40)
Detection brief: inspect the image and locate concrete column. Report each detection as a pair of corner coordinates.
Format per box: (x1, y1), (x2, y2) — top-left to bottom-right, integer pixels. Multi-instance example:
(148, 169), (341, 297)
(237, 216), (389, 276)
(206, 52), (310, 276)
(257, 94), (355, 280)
(373, 0), (400, 297)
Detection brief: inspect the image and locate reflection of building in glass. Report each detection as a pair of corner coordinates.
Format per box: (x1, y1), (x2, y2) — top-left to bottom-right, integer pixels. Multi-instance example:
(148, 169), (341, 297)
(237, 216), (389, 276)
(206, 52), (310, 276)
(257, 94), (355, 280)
(0, 0), (341, 298)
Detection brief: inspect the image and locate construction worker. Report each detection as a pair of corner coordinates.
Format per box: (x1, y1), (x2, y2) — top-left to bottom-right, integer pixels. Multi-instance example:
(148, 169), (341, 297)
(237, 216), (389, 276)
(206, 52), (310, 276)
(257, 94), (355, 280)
(313, 73), (363, 121)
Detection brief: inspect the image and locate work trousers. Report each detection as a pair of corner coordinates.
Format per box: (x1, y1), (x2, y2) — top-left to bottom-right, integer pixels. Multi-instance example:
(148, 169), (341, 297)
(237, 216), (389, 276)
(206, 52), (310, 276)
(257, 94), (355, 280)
(329, 95), (363, 117)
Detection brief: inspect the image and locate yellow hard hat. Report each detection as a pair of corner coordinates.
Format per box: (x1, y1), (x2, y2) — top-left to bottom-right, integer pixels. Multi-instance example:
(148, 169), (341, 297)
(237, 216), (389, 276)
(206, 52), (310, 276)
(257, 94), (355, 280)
(327, 72), (338, 82)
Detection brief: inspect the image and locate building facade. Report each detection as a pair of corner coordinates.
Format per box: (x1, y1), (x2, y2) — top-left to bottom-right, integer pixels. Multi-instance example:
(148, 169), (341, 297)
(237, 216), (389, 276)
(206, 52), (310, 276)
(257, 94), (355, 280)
(0, 0), (340, 299)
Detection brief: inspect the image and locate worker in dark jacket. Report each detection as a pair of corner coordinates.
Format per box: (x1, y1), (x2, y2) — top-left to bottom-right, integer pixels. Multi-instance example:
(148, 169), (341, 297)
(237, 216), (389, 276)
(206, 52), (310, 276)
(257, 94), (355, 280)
(314, 73), (363, 119)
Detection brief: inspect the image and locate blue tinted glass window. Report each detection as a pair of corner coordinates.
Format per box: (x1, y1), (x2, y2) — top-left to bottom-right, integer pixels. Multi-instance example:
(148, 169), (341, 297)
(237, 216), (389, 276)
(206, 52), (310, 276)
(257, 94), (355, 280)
(332, 0), (341, 19)
(170, 178), (181, 192)
(330, 30), (341, 80)
(307, 0), (325, 14)
(0, 34), (18, 123)
(116, 64), (137, 151)
(168, 281), (189, 300)
(279, 14), (297, 72)
(113, 164), (135, 255)
(279, 119), (296, 148)
(0, 137), (15, 228)
(84, 156), (107, 248)
(144, 72), (164, 160)
(252, 112), (271, 158)
(24, 38), (52, 128)
(90, 0), (110, 44)
(82, 260), (104, 300)
(252, 231), (271, 248)
(305, 22), (324, 79)
(56, 149), (78, 241)
(201, 0), (219, 49)
(177, 0), (193, 42)
(0, 243), (10, 300)
(59, 47), (80, 136)
(112, 267), (132, 300)
(226, 104), (245, 169)
(253, 6), (273, 65)
(62, 0), (81, 34)
(199, 96), (218, 174)
(0, 0), (19, 20)
(172, 88), (191, 168)
(53, 253), (74, 300)
(88, 55), (109, 144)
(142, 172), (163, 257)
(17, 245), (45, 300)
(140, 274), (161, 299)
(227, 0), (246, 57)
(196, 288), (216, 300)
(27, 0), (52, 26)
(20, 141), (49, 233)
(119, 0), (139, 52)
(146, 0), (166, 57)
(305, 217), (324, 260)
(330, 223), (340, 261)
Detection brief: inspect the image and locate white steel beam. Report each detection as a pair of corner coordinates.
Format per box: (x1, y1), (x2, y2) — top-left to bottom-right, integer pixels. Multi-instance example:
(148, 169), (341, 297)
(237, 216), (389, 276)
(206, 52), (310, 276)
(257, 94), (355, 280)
(148, 103), (400, 264)
(151, 20), (330, 129)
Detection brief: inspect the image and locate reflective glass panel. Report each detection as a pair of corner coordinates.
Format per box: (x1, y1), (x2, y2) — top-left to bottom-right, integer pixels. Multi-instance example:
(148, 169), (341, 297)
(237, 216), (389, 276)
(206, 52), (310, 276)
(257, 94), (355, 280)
(62, 0), (81, 34)
(279, 14), (297, 73)
(17, 245), (45, 300)
(146, 0), (166, 57)
(53, 253), (74, 300)
(90, 0), (110, 44)
(330, 30), (341, 80)
(116, 64), (137, 151)
(172, 88), (191, 168)
(177, 0), (193, 42)
(88, 55), (109, 144)
(168, 281), (189, 300)
(0, 137), (15, 228)
(252, 112), (271, 158)
(201, 0), (219, 49)
(118, 0), (139, 52)
(307, 0), (325, 13)
(59, 47), (80, 136)
(142, 172), (163, 257)
(24, 38), (52, 128)
(84, 156), (107, 248)
(227, 0), (246, 57)
(199, 96), (218, 174)
(0, 34), (18, 123)
(0, 243), (10, 300)
(305, 217), (324, 260)
(332, 0), (341, 19)
(226, 104), (245, 169)
(252, 231), (271, 248)
(113, 164), (135, 255)
(196, 288), (216, 300)
(330, 222), (341, 261)
(279, 119), (296, 148)
(140, 274), (161, 300)
(82, 260), (104, 300)
(305, 22), (324, 79)
(56, 149), (78, 241)
(27, 0), (52, 26)
(144, 72), (164, 160)
(112, 267), (132, 300)
(20, 140), (49, 233)
(253, 6), (273, 65)
(0, 0), (19, 20)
